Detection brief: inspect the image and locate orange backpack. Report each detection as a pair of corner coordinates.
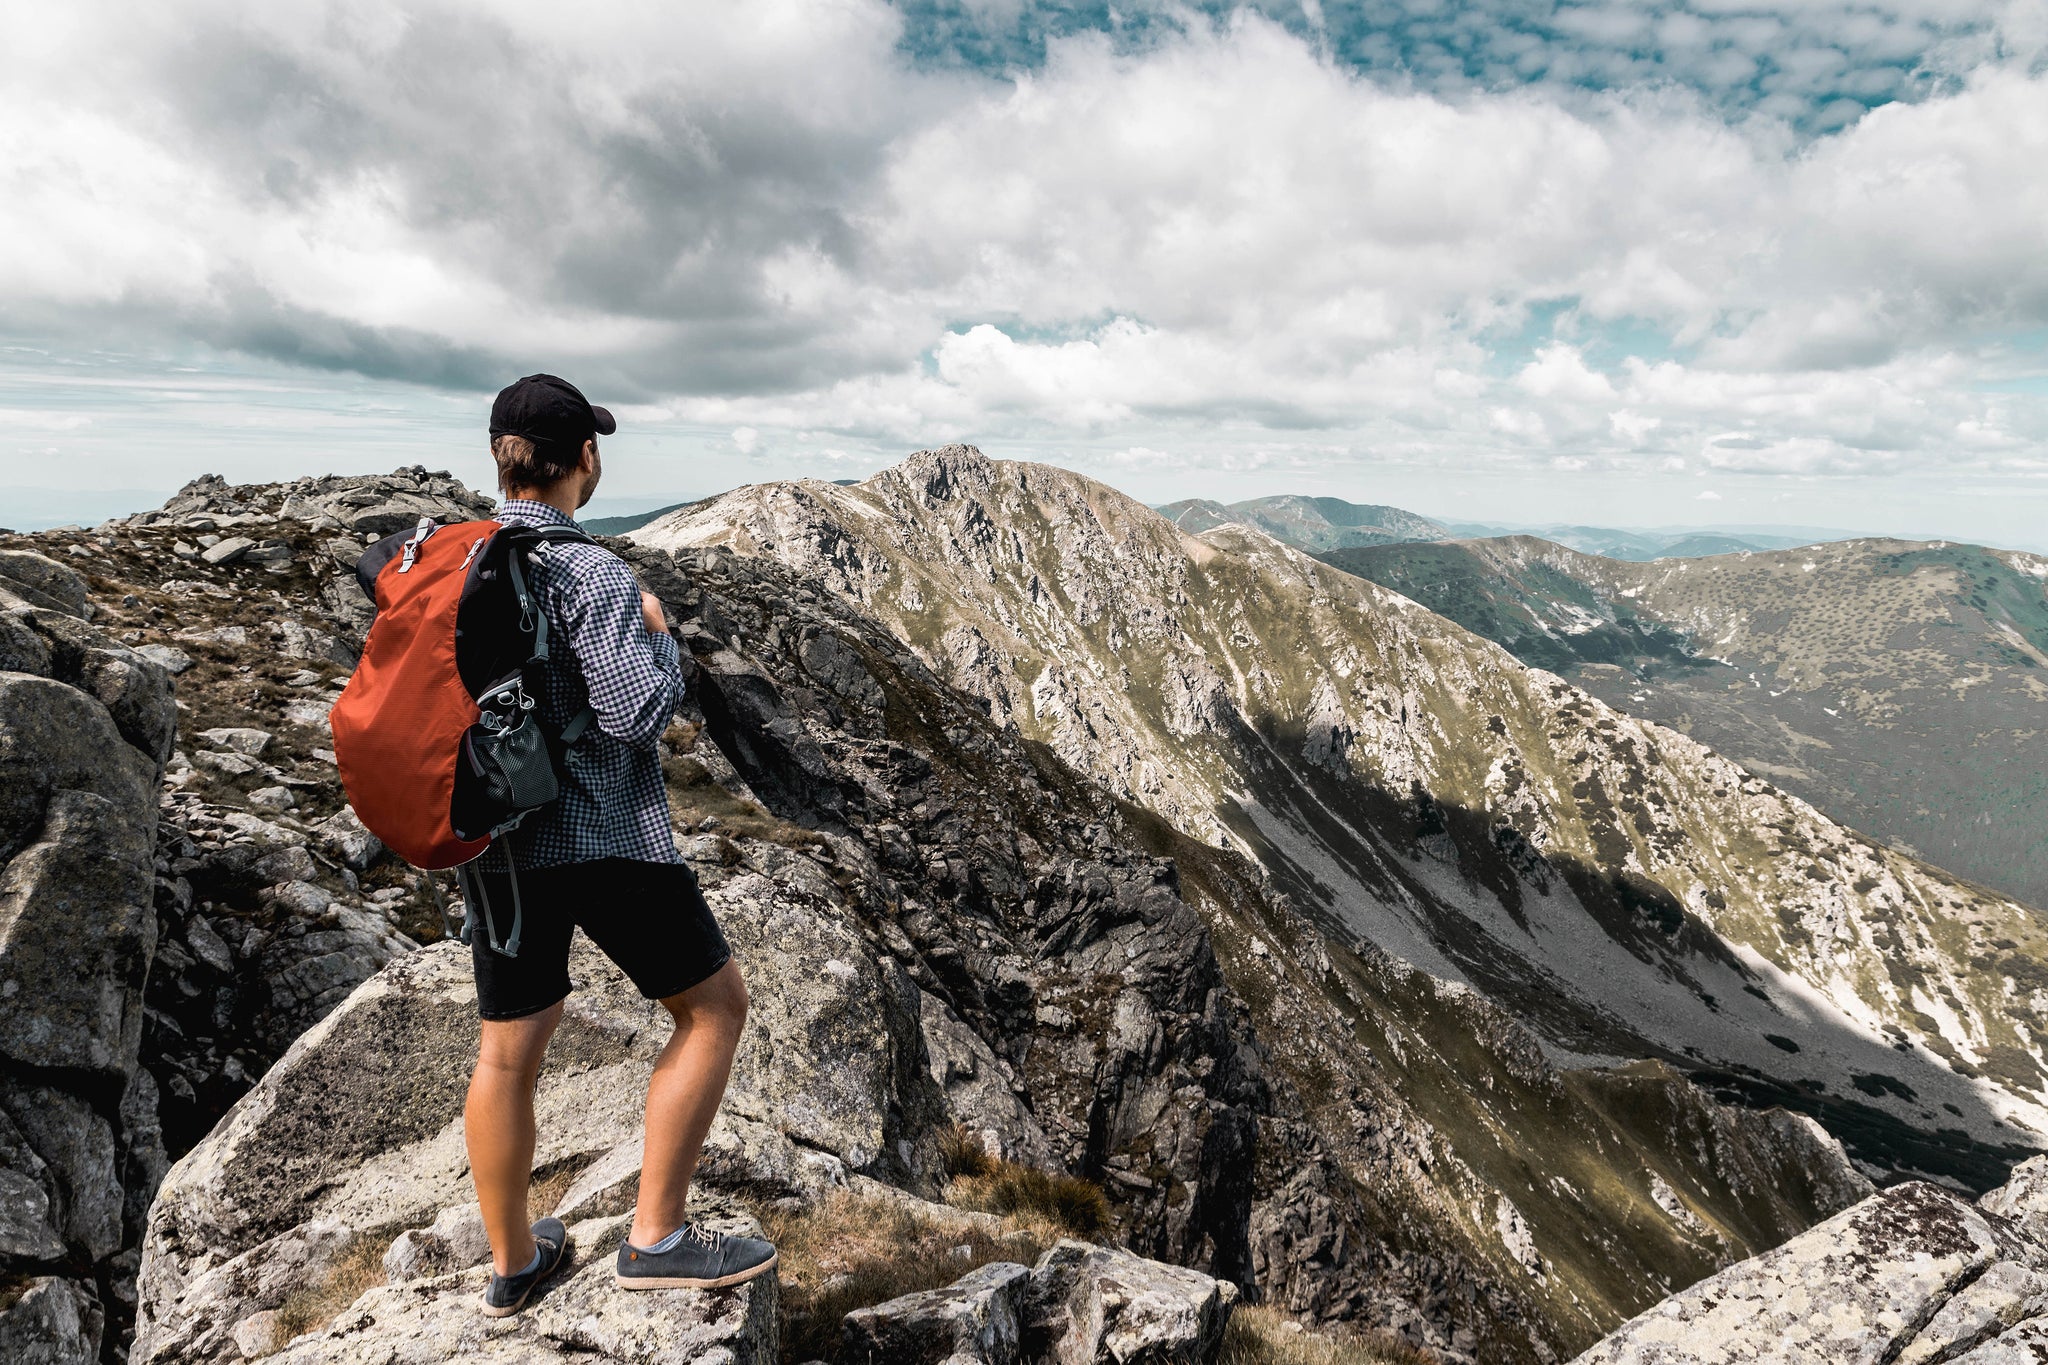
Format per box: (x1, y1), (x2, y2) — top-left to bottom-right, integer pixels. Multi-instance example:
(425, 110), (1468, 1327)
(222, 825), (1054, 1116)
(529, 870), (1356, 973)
(331, 516), (594, 950)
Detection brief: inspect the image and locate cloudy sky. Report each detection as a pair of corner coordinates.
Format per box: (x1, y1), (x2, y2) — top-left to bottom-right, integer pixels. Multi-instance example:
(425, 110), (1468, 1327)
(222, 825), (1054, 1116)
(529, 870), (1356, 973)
(4, 1), (2047, 545)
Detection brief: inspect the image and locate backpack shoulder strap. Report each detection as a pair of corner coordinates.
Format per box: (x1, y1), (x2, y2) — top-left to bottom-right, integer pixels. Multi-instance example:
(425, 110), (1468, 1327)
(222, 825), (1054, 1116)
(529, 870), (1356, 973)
(496, 522), (602, 748)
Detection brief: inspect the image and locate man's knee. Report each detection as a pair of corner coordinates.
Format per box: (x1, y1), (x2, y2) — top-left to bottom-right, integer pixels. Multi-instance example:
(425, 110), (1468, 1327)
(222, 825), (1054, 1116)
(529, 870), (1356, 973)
(667, 961), (747, 1031)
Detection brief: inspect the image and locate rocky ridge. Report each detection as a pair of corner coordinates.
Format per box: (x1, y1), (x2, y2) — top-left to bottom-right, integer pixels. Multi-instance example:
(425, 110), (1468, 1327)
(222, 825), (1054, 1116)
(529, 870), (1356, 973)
(630, 447), (2048, 1189)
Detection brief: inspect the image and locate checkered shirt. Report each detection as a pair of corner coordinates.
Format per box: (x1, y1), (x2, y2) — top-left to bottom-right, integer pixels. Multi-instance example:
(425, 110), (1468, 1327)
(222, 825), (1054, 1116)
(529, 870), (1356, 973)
(487, 498), (683, 869)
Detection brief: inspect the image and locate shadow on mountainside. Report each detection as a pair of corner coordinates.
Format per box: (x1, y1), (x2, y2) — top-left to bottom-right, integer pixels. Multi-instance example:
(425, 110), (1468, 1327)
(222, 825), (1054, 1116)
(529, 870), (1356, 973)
(1218, 708), (2040, 1194)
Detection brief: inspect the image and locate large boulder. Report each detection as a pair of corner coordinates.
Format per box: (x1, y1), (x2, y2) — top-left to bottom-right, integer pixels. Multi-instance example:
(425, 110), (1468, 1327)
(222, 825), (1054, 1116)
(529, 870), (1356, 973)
(843, 1238), (1238, 1365)
(843, 1260), (1031, 1364)
(1574, 1180), (2048, 1364)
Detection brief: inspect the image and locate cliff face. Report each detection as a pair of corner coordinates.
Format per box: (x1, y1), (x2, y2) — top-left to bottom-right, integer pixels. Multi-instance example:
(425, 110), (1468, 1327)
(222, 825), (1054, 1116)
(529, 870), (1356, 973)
(632, 447), (2048, 1190)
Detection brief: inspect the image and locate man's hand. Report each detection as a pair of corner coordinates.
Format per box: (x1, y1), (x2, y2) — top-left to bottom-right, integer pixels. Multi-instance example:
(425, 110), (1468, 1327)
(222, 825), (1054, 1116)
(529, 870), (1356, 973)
(640, 590), (668, 634)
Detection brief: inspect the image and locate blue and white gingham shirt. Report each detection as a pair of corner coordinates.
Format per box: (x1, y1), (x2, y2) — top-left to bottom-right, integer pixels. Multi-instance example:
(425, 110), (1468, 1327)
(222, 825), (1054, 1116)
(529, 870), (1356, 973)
(490, 499), (684, 868)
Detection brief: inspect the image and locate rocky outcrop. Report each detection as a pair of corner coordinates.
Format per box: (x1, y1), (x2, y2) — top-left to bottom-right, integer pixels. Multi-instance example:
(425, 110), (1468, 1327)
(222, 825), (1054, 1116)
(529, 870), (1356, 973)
(133, 935), (803, 1364)
(1575, 1171), (2048, 1363)
(0, 550), (175, 1360)
(132, 895), (1223, 1364)
(843, 1239), (1237, 1364)
(265, 1210), (779, 1365)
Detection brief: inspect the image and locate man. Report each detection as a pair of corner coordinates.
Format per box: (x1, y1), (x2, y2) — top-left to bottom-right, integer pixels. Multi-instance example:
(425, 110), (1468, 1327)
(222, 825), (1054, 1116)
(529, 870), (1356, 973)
(462, 374), (775, 1317)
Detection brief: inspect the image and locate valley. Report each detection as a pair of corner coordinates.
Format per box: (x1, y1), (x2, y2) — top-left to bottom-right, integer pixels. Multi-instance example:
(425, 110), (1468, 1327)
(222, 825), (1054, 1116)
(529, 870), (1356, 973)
(1323, 535), (2048, 913)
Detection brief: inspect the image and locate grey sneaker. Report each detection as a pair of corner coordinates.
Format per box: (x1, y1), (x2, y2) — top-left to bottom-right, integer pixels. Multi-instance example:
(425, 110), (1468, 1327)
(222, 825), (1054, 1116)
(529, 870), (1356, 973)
(616, 1222), (778, 1290)
(482, 1218), (570, 1318)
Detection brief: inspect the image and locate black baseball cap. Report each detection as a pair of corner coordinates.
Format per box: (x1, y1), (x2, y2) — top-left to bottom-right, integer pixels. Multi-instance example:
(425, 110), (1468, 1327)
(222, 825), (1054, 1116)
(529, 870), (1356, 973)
(489, 374), (616, 451)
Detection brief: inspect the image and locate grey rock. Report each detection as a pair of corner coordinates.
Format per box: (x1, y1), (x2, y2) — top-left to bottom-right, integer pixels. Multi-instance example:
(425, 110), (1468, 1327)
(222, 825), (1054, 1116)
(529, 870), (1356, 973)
(1953, 1317), (2048, 1361)
(248, 786), (296, 811)
(382, 1201), (492, 1282)
(0, 1080), (124, 1261)
(264, 880), (334, 919)
(177, 625), (248, 648)
(193, 750), (260, 777)
(1983, 1155), (2048, 1239)
(267, 1213), (777, 1364)
(549, 1138), (645, 1224)
(717, 868), (904, 1169)
(134, 931), (829, 1363)
(136, 644), (194, 675)
(314, 808), (382, 873)
(5, 605), (177, 760)
(198, 537), (256, 566)
(119, 1065), (170, 1245)
(1895, 1260), (2048, 1365)
(0, 550), (91, 616)
(843, 1259), (1031, 1365)
(0, 1276), (104, 1365)
(184, 916), (236, 975)
(1027, 1239), (1237, 1365)
(275, 618), (352, 665)
(921, 992), (1055, 1166)
(197, 727), (273, 756)
(1575, 1182), (2048, 1364)
(800, 629), (885, 711)
(242, 542), (293, 565)
(135, 1218), (359, 1364)
(0, 784), (158, 1076)
(229, 1311), (282, 1360)
(0, 1106), (67, 1262)
(282, 698), (332, 733)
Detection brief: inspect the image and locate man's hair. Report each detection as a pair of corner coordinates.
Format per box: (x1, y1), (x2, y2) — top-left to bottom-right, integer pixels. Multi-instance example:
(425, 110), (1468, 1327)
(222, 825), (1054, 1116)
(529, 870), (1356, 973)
(492, 433), (585, 494)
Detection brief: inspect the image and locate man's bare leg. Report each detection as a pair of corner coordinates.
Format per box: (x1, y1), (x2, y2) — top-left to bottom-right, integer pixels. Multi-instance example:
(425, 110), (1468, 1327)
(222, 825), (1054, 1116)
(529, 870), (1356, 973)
(466, 1001), (565, 1274)
(629, 961), (749, 1247)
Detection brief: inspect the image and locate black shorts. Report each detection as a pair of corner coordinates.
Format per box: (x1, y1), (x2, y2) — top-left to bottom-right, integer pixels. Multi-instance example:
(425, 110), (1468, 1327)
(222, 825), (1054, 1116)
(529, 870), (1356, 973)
(464, 858), (731, 1021)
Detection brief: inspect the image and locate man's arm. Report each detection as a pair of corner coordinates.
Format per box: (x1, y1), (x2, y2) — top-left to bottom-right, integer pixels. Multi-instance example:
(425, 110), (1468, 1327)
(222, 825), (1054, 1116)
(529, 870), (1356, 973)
(562, 551), (684, 748)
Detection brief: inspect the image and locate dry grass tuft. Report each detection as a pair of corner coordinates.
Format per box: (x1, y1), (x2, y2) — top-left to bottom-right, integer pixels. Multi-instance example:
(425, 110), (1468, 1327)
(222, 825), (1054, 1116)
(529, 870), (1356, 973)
(270, 1233), (387, 1350)
(936, 1122), (999, 1180)
(764, 1190), (1048, 1364)
(662, 752), (823, 849)
(946, 1161), (1112, 1240)
(1220, 1306), (1438, 1365)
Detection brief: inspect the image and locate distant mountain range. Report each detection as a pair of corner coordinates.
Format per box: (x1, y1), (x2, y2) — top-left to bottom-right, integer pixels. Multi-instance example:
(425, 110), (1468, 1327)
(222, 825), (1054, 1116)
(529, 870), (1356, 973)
(1437, 520), (1864, 562)
(1322, 535), (2048, 912)
(1152, 496), (1869, 561)
(1157, 495), (1450, 551)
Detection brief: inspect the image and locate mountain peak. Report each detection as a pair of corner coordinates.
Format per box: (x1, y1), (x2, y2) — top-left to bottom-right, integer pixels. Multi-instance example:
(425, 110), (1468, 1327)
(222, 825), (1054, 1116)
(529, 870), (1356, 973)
(888, 443), (998, 504)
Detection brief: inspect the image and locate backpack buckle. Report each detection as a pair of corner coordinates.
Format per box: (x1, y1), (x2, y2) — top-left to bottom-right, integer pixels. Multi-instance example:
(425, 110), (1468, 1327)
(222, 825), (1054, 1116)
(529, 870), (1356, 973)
(397, 517), (437, 573)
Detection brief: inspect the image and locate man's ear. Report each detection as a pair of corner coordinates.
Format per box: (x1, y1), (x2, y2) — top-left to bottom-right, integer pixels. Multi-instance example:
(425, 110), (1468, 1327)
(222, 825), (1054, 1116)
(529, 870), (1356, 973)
(581, 438), (599, 472)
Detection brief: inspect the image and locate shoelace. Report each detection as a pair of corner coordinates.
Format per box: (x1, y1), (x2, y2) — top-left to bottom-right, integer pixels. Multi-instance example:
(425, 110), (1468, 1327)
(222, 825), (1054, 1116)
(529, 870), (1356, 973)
(683, 1224), (721, 1251)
